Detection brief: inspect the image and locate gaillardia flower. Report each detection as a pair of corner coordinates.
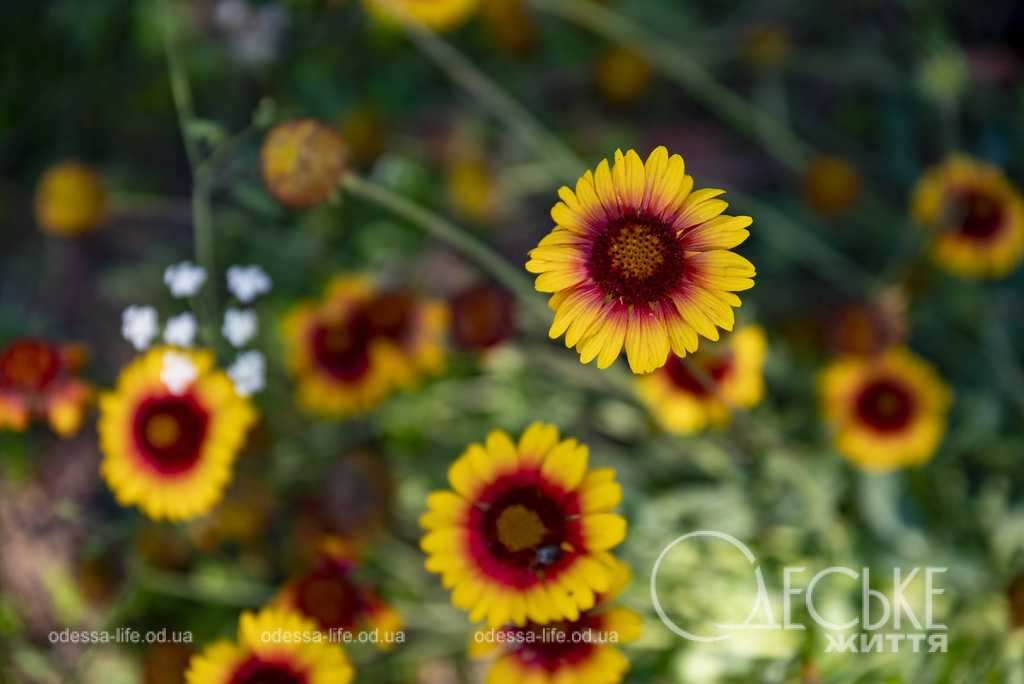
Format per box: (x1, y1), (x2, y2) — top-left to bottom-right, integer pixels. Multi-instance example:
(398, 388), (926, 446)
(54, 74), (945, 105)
(526, 147), (755, 374)
(470, 560), (641, 684)
(262, 119), (347, 209)
(34, 161), (107, 236)
(364, 0), (479, 31)
(0, 338), (91, 436)
(275, 538), (402, 649)
(819, 348), (951, 472)
(282, 276), (447, 418)
(637, 325), (766, 434)
(99, 348), (257, 521)
(186, 608), (354, 684)
(450, 284), (516, 351)
(911, 156), (1024, 278)
(420, 423), (627, 628)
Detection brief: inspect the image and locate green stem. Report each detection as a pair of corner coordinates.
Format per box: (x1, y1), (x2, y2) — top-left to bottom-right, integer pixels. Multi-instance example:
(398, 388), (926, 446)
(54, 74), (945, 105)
(528, 0), (810, 172)
(342, 173), (549, 323)
(161, 0), (219, 347)
(387, 5), (585, 180)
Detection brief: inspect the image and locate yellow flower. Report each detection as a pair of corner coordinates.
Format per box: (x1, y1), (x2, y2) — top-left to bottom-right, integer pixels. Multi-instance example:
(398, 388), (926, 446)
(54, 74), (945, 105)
(282, 276), (447, 418)
(469, 560), (642, 684)
(98, 348), (257, 521)
(274, 539), (402, 650)
(911, 155), (1024, 279)
(34, 161), (107, 236)
(448, 154), (499, 223)
(595, 46), (652, 104)
(526, 147), (756, 374)
(637, 325), (766, 434)
(803, 155), (861, 219)
(0, 338), (92, 437)
(421, 422), (627, 628)
(819, 348), (951, 472)
(363, 0), (479, 31)
(262, 119), (348, 208)
(186, 608), (354, 684)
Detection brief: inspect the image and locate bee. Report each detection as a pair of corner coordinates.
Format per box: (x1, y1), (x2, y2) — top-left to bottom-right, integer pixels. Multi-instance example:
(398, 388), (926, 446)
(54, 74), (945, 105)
(532, 544), (563, 571)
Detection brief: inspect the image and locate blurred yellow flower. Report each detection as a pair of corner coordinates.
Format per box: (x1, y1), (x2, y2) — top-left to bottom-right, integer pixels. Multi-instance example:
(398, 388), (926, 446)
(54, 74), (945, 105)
(261, 119), (348, 208)
(421, 422), (627, 628)
(447, 154), (498, 222)
(364, 0), (479, 31)
(186, 608), (353, 684)
(99, 348), (257, 521)
(911, 155), (1024, 279)
(469, 560), (641, 684)
(282, 275), (447, 418)
(744, 23), (791, 68)
(819, 348), (951, 472)
(482, 0), (536, 56)
(595, 46), (652, 104)
(803, 155), (861, 219)
(637, 325), (766, 434)
(526, 147), (755, 374)
(34, 161), (107, 236)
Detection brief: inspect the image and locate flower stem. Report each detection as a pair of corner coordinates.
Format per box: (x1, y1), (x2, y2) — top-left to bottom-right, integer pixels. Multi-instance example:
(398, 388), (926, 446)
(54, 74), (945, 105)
(342, 173), (549, 323)
(160, 0), (219, 347)
(389, 8), (585, 180)
(528, 0), (810, 172)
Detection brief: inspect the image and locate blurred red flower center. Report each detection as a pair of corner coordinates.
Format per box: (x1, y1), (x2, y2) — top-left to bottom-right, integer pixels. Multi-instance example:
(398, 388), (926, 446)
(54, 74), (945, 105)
(855, 378), (916, 433)
(506, 613), (601, 670)
(451, 286), (514, 350)
(295, 567), (364, 630)
(311, 317), (372, 382)
(364, 291), (414, 341)
(229, 658), (306, 684)
(951, 189), (1005, 240)
(0, 340), (60, 392)
(588, 218), (683, 305)
(663, 353), (734, 396)
(132, 395), (209, 474)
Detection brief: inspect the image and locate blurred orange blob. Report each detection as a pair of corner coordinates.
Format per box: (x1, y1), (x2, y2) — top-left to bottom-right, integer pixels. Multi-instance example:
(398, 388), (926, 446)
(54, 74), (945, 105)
(0, 338), (91, 437)
(482, 0), (536, 56)
(34, 161), (107, 236)
(745, 23), (791, 68)
(261, 119), (348, 208)
(803, 155), (862, 219)
(595, 46), (652, 104)
(144, 643), (196, 684)
(450, 284), (515, 351)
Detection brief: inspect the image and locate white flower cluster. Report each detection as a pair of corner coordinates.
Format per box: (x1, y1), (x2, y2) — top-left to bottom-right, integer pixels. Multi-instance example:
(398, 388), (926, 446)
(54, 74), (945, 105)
(120, 262), (273, 398)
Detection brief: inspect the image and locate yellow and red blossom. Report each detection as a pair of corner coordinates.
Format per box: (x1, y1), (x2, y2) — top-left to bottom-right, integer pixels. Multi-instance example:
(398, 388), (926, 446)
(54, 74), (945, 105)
(0, 338), (92, 437)
(527, 147), (755, 374)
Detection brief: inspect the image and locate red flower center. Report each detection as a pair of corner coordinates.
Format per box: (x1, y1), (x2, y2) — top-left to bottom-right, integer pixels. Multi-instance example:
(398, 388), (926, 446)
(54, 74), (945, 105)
(131, 394), (210, 475)
(506, 613), (602, 671)
(468, 472), (583, 588)
(451, 285), (514, 350)
(588, 217), (684, 306)
(311, 317), (372, 382)
(229, 658), (306, 684)
(294, 565), (365, 631)
(363, 291), (414, 341)
(663, 353), (734, 396)
(0, 340), (61, 392)
(950, 189), (1005, 241)
(855, 377), (916, 433)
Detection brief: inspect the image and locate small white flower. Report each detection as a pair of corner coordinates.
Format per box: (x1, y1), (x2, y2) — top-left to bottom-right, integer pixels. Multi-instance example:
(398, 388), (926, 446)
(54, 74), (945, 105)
(226, 265), (272, 303)
(164, 261), (207, 298)
(228, 351), (265, 397)
(160, 351), (198, 396)
(122, 306), (159, 351)
(223, 308), (258, 348)
(163, 312), (198, 347)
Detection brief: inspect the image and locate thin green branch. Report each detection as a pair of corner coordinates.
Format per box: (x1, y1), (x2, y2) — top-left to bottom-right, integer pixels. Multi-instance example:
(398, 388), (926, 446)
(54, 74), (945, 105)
(528, 0), (810, 172)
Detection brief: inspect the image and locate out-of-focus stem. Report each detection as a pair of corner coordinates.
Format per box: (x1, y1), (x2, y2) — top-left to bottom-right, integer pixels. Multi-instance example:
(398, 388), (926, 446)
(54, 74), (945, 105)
(342, 173), (549, 323)
(161, 0), (219, 346)
(528, 0), (810, 172)
(385, 2), (585, 180)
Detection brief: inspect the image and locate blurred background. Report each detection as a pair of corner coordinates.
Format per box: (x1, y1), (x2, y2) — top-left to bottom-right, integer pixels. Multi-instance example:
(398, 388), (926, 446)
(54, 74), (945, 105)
(2, 0), (1024, 682)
